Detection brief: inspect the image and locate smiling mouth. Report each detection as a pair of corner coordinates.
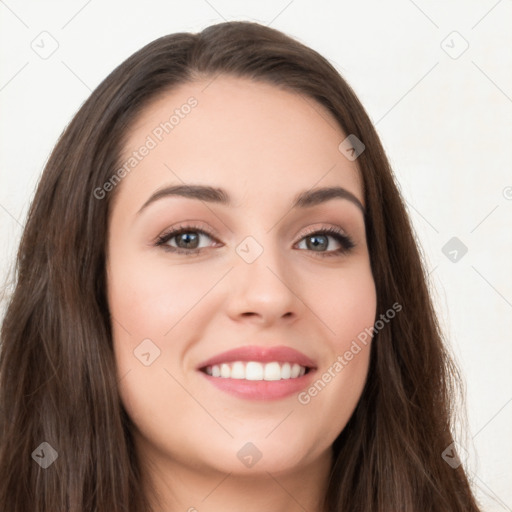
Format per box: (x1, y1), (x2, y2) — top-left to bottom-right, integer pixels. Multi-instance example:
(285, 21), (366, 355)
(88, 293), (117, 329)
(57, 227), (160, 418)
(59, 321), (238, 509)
(200, 361), (311, 381)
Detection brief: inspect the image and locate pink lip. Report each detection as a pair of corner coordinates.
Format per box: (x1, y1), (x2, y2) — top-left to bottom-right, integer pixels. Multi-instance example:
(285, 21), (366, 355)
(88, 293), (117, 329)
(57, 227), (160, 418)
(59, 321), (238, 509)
(196, 345), (317, 401)
(199, 371), (317, 400)
(196, 345), (317, 370)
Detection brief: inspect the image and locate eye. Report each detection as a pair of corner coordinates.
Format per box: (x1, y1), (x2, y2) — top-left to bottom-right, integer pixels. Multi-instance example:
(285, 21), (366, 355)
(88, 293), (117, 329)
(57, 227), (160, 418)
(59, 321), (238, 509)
(295, 226), (355, 257)
(154, 224), (355, 258)
(155, 223), (220, 255)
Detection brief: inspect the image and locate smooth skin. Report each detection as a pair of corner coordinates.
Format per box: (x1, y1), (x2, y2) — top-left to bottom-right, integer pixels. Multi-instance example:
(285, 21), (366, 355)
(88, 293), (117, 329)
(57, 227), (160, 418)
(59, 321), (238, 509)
(106, 75), (377, 512)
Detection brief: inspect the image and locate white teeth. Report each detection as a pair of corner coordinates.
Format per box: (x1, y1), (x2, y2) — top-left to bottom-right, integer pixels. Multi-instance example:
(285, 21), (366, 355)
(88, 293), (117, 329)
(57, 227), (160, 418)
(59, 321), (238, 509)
(245, 361), (263, 380)
(231, 361), (245, 379)
(204, 361), (308, 381)
(220, 363), (230, 378)
(263, 362), (281, 381)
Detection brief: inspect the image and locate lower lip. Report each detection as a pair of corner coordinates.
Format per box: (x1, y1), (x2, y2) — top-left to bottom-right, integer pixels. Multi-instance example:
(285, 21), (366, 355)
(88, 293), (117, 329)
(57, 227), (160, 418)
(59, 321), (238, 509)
(198, 370), (316, 400)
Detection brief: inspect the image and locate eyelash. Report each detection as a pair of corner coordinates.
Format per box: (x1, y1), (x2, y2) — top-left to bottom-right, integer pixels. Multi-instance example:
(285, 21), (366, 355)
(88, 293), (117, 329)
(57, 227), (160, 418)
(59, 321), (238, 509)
(154, 223), (355, 258)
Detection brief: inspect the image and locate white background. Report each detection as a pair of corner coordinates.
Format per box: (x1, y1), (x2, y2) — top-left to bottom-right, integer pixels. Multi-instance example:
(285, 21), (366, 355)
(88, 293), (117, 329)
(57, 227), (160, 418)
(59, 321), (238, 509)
(1, 1), (511, 510)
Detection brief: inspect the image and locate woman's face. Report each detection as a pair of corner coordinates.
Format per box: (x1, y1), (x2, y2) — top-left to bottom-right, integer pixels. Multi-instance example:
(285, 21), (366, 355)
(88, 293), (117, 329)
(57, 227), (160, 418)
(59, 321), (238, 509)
(106, 75), (376, 478)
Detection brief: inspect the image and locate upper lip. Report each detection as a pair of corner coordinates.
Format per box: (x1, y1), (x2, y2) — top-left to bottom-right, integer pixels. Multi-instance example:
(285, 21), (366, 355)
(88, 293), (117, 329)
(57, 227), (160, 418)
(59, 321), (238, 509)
(196, 345), (317, 370)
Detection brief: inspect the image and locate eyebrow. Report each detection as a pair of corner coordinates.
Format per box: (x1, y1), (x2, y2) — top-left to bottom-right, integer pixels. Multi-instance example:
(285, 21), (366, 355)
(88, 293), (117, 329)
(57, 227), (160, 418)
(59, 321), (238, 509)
(136, 184), (365, 215)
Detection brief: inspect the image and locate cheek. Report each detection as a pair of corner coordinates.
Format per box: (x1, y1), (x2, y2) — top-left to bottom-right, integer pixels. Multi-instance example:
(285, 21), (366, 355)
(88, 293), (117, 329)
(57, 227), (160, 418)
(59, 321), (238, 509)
(306, 260), (377, 349)
(107, 256), (222, 416)
(108, 255), (208, 404)
(107, 255), (218, 339)
(295, 261), (376, 436)
(107, 257), (209, 441)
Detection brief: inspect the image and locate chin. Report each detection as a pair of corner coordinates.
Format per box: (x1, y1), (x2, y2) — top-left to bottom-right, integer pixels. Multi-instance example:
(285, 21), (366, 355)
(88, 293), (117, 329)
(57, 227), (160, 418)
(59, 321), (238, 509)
(204, 436), (324, 476)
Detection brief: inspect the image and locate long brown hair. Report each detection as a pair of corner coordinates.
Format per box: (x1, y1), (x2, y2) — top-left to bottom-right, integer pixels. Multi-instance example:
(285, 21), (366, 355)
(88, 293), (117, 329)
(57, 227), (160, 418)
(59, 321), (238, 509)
(0, 20), (481, 511)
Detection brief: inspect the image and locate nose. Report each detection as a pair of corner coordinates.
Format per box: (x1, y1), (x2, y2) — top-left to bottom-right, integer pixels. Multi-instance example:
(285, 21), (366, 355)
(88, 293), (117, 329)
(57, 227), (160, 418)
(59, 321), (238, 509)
(225, 240), (303, 326)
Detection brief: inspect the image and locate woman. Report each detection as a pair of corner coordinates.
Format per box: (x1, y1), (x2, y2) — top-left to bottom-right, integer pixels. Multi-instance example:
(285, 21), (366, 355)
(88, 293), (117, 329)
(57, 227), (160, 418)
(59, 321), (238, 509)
(0, 20), (481, 512)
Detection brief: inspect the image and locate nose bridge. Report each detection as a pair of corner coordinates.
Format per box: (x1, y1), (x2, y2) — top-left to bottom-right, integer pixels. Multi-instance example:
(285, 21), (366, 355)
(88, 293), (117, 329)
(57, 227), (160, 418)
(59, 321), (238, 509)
(228, 229), (299, 321)
(232, 204), (282, 270)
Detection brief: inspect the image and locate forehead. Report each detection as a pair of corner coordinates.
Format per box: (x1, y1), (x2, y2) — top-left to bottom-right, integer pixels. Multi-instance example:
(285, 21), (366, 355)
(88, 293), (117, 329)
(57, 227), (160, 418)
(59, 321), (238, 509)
(116, 75), (364, 209)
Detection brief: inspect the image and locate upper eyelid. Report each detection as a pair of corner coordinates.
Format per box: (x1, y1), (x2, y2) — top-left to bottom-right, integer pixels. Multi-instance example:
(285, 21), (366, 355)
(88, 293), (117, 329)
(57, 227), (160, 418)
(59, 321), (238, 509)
(299, 224), (348, 237)
(157, 224), (219, 243)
